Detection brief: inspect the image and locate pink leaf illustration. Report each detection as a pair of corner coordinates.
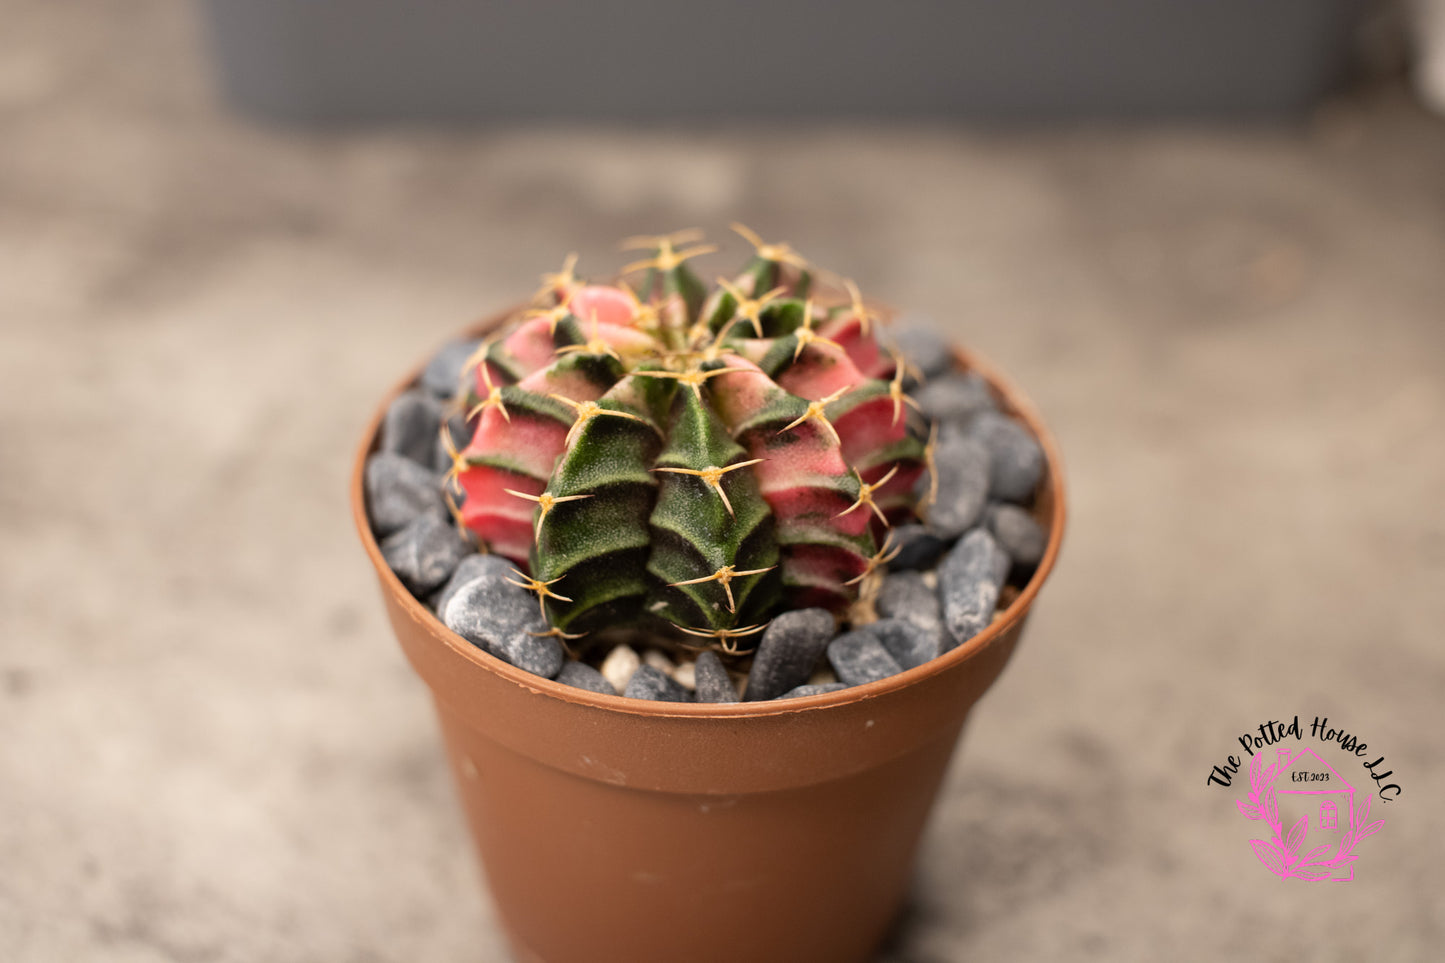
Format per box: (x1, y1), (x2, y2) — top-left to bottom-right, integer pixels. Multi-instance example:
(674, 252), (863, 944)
(1335, 855), (1359, 866)
(1303, 844), (1333, 864)
(1262, 788), (1280, 829)
(1354, 794), (1371, 829)
(1285, 816), (1309, 858)
(1294, 865), (1333, 881)
(1358, 819), (1384, 842)
(1249, 752), (1263, 791)
(1250, 839), (1287, 877)
(1236, 800), (1261, 819)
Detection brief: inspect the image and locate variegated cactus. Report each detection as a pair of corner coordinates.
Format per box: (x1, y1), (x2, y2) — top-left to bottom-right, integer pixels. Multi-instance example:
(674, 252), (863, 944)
(441, 226), (929, 652)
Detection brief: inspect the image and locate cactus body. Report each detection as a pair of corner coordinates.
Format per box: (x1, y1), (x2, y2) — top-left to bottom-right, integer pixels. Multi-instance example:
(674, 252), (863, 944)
(449, 229), (926, 649)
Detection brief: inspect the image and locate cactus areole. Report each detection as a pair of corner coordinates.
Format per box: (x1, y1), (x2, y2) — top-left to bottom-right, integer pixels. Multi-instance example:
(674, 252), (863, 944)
(444, 227), (929, 654)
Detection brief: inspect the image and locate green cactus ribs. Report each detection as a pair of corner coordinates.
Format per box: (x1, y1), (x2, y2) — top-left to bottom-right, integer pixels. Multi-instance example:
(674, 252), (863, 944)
(445, 226), (928, 655)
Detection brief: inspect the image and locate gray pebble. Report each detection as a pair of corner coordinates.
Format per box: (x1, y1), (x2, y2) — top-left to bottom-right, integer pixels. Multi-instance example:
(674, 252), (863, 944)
(827, 629), (905, 686)
(925, 423), (991, 539)
(987, 503), (1047, 570)
(869, 618), (942, 671)
(938, 529), (1008, 651)
(506, 631), (564, 680)
(875, 572), (943, 639)
(887, 524), (948, 571)
(779, 682), (851, 699)
(381, 513), (469, 596)
(381, 390), (445, 467)
(556, 661), (617, 695)
(431, 552), (512, 616)
(443, 571), (562, 679)
(915, 372), (996, 423)
(623, 664), (693, 702)
(886, 323), (953, 380)
(433, 411), (473, 475)
(365, 452), (446, 537)
(692, 651), (739, 703)
(991, 538), (1012, 586)
(968, 410), (1044, 503)
(744, 608), (836, 702)
(421, 338), (483, 399)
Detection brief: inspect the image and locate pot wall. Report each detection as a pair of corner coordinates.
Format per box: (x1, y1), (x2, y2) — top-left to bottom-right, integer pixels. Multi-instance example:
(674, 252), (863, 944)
(435, 696), (965, 963)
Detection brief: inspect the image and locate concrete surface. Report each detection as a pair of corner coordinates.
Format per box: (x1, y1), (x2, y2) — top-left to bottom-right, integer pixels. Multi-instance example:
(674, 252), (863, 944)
(2, 2), (1443, 961)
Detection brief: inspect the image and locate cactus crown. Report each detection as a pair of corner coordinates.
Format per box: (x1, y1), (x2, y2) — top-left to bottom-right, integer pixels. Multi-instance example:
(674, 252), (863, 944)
(446, 226), (928, 653)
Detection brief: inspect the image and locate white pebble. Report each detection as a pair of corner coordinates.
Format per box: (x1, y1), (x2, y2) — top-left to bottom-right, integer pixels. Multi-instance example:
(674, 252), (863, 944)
(643, 649), (676, 674)
(600, 645), (641, 693)
(808, 666), (839, 687)
(672, 660), (697, 690)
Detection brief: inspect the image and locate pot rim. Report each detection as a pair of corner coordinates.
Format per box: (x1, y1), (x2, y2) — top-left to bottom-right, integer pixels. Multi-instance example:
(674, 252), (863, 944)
(351, 310), (1067, 720)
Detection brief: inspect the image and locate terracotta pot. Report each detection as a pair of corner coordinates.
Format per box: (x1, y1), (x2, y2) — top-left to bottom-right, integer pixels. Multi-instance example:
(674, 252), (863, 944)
(351, 312), (1067, 963)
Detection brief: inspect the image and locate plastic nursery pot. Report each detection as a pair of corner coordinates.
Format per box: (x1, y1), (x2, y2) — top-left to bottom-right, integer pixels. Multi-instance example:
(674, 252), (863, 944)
(351, 310), (1067, 963)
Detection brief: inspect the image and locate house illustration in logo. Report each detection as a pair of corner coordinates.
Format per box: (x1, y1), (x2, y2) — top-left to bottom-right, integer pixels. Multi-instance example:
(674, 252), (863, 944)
(1235, 739), (1386, 882)
(1272, 747), (1358, 881)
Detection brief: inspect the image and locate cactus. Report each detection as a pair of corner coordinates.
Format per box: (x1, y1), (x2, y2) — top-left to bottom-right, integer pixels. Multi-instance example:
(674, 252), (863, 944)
(442, 226), (927, 652)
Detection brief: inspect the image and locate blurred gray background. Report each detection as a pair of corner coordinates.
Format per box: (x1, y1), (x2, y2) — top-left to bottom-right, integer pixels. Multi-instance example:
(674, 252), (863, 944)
(200, 0), (1364, 121)
(2, 1), (1443, 961)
